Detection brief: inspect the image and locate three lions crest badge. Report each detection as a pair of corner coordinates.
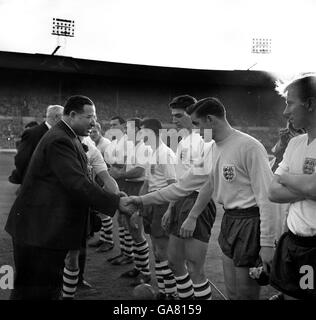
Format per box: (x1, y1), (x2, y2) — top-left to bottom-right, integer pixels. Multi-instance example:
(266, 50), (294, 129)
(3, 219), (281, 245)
(223, 165), (236, 182)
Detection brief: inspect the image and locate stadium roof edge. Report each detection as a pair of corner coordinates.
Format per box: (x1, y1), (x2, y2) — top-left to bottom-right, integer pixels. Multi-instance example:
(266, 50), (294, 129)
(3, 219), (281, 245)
(0, 50), (275, 87)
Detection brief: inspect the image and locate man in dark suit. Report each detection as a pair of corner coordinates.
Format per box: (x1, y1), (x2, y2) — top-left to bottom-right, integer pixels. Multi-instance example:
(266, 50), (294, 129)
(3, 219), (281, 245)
(9, 105), (64, 184)
(15, 121), (39, 149)
(5, 95), (134, 300)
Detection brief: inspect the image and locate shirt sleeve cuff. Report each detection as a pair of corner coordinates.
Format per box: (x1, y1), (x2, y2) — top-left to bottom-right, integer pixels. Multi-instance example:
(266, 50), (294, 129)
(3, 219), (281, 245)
(260, 235), (275, 247)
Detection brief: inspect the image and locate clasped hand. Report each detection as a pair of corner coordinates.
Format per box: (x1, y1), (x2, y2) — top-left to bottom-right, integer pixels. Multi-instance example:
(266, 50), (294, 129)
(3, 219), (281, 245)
(118, 195), (142, 216)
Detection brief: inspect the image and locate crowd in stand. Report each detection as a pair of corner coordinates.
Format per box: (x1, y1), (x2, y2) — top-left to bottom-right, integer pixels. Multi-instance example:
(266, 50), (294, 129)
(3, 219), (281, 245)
(0, 98), (283, 152)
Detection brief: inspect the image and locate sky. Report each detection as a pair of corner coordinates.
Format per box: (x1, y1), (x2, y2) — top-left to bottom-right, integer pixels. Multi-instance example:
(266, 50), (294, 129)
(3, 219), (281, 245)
(0, 0), (316, 75)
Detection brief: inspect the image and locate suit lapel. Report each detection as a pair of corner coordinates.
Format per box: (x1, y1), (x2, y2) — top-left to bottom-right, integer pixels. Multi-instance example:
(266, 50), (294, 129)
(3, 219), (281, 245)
(75, 138), (89, 168)
(56, 121), (90, 179)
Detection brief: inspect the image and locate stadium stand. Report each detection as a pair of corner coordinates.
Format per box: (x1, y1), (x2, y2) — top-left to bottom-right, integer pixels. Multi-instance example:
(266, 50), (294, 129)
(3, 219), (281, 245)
(0, 51), (286, 152)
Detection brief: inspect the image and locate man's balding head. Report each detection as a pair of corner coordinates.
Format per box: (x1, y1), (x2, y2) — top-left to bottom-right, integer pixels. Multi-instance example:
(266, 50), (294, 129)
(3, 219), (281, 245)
(46, 105), (64, 126)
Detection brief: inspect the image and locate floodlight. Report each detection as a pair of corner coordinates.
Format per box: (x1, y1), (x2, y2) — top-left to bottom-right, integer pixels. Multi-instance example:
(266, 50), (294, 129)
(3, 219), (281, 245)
(252, 38), (272, 54)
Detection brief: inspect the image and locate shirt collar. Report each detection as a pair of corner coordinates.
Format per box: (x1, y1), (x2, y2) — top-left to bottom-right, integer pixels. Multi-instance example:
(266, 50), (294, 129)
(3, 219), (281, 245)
(152, 141), (166, 156)
(45, 121), (52, 130)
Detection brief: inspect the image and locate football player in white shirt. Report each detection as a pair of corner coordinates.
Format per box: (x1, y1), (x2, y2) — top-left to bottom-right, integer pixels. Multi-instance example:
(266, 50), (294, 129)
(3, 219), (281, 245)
(105, 116), (135, 266)
(128, 98), (277, 300)
(125, 97), (216, 300)
(110, 118), (152, 285)
(89, 122), (111, 155)
(104, 116), (127, 166)
(180, 98), (278, 300)
(269, 75), (316, 300)
(136, 118), (178, 298)
(89, 123), (116, 253)
(161, 95), (215, 300)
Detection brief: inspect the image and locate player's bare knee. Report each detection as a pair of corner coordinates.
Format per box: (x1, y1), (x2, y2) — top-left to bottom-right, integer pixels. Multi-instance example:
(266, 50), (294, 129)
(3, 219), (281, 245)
(186, 256), (204, 269)
(168, 258), (183, 271)
(65, 257), (79, 270)
(129, 227), (139, 239)
(134, 234), (146, 243)
(153, 246), (168, 261)
(154, 252), (166, 261)
(188, 267), (206, 284)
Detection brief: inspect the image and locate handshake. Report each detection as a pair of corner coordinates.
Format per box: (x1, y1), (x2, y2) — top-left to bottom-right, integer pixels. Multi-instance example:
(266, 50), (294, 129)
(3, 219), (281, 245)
(118, 192), (143, 216)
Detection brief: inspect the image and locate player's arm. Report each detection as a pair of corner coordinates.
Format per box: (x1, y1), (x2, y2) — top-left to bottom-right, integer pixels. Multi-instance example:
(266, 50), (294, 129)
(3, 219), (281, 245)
(268, 174), (305, 203)
(87, 141), (120, 195)
(127, 167), (208, 207)
(142, 141), (211, 206)
(117, 166), (145, 180)
(97, 170), (119, 194)
(246, 143), (279, 242)
(185, 177), (214, 220)
(245, 143), (279, 272)
(125, 142), (211, 208)
(268, 137), (305, 203)
(278, 172), (316, 200)
(108, 164), (126, 179)
(179, 177), (214, 238)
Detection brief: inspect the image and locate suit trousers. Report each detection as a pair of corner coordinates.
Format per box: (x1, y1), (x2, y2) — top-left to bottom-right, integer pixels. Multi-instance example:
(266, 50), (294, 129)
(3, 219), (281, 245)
(10, 239), (68, 300)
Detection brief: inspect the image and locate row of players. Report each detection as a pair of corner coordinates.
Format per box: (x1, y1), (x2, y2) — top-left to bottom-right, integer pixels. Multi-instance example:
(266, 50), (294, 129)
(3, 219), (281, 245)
(88, 76), (316, 300)
(8, 75), (316, 300)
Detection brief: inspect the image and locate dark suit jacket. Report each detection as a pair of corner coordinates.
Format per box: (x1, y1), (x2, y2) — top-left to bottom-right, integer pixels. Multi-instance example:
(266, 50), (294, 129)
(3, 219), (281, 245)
(9, 122), (49, 184)
(5, 120), (120, 250)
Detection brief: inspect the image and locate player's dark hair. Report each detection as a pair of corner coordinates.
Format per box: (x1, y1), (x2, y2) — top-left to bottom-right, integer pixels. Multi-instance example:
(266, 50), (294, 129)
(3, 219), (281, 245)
(128, 117), (142, 130)
(110, 116), (126, 124)
(141, 118), (162, 136)
(169, 95), (197, 110)
(190, 97), (226, 119)
(284, 75), (316, 101)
